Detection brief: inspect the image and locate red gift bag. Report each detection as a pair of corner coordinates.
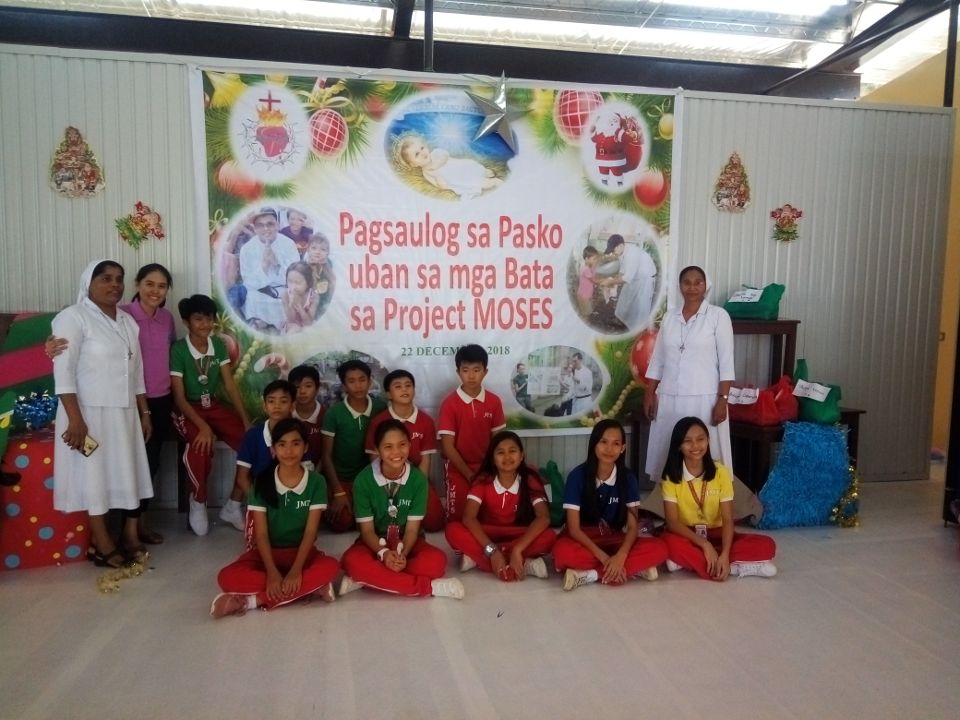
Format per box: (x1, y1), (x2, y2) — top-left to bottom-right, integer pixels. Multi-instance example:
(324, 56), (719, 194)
(770, 374), (798, 422)
(728, 385), (780, 426)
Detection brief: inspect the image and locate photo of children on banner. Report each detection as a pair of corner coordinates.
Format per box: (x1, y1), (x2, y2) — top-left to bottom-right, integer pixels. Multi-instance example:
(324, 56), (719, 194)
(515, 347), (602, 417)
(568, 221), (660, 334)
(385, 91), (512, 201)
(219, 206), (332, 333)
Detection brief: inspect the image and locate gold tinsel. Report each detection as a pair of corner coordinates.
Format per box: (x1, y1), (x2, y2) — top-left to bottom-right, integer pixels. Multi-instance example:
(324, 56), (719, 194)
(830, 464), (860, 528)
(96, 553), (149, 594)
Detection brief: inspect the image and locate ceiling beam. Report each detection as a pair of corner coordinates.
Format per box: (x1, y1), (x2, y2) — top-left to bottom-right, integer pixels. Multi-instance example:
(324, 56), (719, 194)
(392, 0), (414, 39)
(0, 6), (860, 98)
(763, 0), (950, 94)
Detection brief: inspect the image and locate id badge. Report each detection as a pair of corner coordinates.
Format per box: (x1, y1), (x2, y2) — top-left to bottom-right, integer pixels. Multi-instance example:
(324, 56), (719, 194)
(695, 524), (708, 539)
(386, 522), (400, 550)
(200, 391), (212, 409)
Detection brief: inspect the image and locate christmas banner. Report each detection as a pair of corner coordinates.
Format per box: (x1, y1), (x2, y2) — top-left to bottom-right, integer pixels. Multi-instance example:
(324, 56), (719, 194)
(200, 70), (675, 431)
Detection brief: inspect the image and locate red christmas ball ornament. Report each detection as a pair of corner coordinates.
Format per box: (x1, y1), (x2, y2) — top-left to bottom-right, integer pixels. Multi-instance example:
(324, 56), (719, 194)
(553, 90), (603, 144)
(630, 329), (658, 385)
(216, 160), (263, 201)
(365, 96), (388, 121)
(309, 109), (348, 158)
(633, 169), (670, 209)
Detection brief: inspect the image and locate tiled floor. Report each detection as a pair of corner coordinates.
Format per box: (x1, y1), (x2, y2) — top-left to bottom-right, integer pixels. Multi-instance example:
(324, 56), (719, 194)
(2, 473), (958, 720)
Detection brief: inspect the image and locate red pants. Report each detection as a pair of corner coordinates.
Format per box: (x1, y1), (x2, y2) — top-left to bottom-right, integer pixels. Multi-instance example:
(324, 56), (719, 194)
(421, 485), (445, 532)
(663, 528), (776, 580)
(445, 521), (556, 573)
(172, 401), (245, 503)
(444, 463), (478, 523)
(217, 546), (339, 610)
(553, 528), (668, 580)
(340, 539), (447, 597)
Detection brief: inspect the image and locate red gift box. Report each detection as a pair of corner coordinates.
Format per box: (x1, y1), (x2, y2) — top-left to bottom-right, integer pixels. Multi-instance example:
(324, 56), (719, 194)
(1, 428), (90, 570)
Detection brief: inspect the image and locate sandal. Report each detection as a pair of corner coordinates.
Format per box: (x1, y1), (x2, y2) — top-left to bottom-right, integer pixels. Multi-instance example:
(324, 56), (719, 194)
(138, 529), (164, 545)
(89, 548), (127, 568)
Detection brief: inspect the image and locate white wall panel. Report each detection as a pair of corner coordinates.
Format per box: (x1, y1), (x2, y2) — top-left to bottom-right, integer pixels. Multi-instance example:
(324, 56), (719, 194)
(676, 93), (952, 481)
(1, 45), (951, 485)
(0, 47), (197, 314)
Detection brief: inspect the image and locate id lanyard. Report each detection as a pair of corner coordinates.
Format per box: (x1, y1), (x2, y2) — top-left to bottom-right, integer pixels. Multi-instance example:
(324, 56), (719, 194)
(686, 477), (708, 522)
(195, 354), (213, 408)
(385, 481), (401, 549)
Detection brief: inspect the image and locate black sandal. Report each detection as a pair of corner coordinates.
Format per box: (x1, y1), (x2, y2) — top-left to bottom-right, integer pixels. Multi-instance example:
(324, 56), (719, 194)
(89, 548), (126, 568)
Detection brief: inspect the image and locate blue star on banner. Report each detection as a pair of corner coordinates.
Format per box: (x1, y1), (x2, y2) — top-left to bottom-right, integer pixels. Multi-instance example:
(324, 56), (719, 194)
(465, 73), (526, 155)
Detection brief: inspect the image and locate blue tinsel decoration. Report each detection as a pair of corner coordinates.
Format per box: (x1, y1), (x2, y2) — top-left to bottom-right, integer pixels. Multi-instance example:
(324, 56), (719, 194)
(757, 421), (849, 529)
(13, 390), (59, 432)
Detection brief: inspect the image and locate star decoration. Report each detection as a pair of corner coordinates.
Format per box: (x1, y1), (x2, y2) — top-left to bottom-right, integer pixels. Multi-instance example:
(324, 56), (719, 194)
(465, 73), (526, 155)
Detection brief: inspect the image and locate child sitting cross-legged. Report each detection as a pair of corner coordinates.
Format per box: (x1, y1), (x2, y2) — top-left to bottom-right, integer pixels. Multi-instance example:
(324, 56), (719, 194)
(210, 418), (339, 617)
(445, 431), (556, 581)
(660, 416), (777, 581)
(339, 419), (464, 600)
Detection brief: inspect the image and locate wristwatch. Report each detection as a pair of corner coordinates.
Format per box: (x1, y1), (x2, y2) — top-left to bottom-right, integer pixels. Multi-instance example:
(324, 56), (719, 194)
(483, 543), (497, 558)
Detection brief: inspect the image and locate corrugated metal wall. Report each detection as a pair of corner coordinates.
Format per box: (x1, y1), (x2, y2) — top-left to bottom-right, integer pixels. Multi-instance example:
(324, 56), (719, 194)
(0, 46), (196, 314)
(676, 92), (953, 481)
(0, 46), (952, 492)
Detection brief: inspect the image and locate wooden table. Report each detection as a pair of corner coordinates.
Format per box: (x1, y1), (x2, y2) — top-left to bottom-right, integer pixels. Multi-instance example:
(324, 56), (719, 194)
(729, 407), (865, 493)
(732, 318), (800, 385)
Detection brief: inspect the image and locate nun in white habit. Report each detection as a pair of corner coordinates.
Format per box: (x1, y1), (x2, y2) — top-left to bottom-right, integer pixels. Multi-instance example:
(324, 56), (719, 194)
(53, 259), (154, 567)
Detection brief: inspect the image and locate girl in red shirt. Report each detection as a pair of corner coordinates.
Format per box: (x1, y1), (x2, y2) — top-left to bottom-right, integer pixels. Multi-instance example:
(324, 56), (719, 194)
(445, 431), (557, 581)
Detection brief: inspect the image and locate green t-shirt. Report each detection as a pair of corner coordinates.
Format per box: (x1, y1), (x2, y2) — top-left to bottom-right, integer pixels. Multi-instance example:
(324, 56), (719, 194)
(169, 335), (230, 403)
(352, 460), (427, 537)
(248, 469), (327, 548)
(321, 396), (386, 482)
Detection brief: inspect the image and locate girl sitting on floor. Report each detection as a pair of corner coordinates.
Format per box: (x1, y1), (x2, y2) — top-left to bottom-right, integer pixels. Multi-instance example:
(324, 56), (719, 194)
(661, 416), (777, 580)
(445, 431), (556, 581)
(554, 419), (667, 591)
(339, 419), (464, 599)
(210, 418), (339, 617)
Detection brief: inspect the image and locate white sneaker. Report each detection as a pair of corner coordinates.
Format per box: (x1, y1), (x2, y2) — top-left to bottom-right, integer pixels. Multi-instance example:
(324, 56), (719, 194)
(338, 575), (363, 596)
(459, 554), (477, 573)
(731, 561), (777, 578)
(209, 592), (249, 618)
(562, 568), (595, 592)
(315, 583), (336, 603)
(638, 566), (659, 581)
(523, 557), (549, 579)
(188, 496), (209, 536)
(431, 577), (465, 599)
(665, 559), (683, 573)
(218, 500), (245, 531)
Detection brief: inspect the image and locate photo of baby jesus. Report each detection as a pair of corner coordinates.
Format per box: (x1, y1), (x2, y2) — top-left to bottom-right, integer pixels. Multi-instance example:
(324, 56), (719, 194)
(394, 133), (503, 200)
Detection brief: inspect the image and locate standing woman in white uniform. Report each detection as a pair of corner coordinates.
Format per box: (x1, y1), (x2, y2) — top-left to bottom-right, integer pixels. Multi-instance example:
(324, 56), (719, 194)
(643, 265), (734, 482)
(52, 260), (154, 568)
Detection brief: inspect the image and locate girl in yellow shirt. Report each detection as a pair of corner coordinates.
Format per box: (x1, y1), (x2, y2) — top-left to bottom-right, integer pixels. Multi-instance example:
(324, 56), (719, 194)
(661, 417), (777, 580)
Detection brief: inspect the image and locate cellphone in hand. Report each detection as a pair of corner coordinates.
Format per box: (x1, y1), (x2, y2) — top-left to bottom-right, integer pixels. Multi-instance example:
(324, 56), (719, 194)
(80, 435), (99, 456)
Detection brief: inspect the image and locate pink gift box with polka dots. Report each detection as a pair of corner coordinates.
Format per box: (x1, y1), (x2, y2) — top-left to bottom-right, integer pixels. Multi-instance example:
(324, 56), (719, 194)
(1, 429), (90, 570)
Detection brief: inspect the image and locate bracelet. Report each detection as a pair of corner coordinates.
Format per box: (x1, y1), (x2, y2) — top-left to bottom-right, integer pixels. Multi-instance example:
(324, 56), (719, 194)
(140, 409), (152, 415)
(333, 491), (347, 497)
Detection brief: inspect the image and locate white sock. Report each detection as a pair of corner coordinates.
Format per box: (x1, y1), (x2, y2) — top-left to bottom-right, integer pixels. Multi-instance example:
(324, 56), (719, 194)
(225, 498), (241, 511)
(585, 569), (599, 583)
(246, 595), (259, 610)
